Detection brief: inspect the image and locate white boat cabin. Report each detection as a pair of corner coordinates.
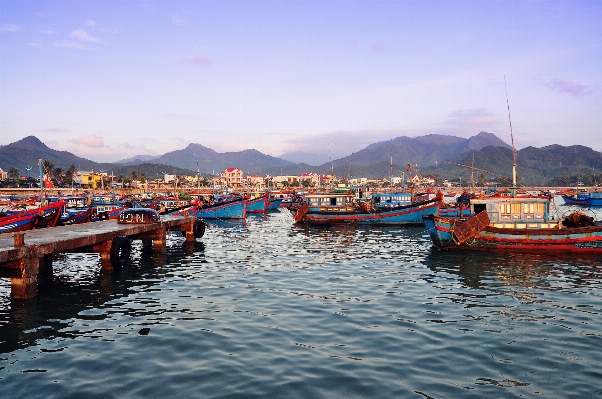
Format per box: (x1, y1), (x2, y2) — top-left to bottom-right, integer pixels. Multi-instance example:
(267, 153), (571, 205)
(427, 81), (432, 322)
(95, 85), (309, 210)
(471, 197), (561, 229)
(305, 192), (355, 212)
(371, 192), (412, 208)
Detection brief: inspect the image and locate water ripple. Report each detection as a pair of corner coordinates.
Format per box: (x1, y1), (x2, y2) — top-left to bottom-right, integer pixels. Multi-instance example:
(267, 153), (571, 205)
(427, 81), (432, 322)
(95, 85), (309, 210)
(1, 209), (601, 398)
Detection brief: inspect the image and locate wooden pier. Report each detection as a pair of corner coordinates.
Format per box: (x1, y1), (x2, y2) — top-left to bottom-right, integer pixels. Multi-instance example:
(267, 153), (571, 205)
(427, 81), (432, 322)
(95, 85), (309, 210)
(0, 216), (199, 299)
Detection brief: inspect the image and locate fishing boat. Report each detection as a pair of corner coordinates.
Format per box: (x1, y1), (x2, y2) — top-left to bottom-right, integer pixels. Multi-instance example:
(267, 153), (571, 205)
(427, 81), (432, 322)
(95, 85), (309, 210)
(45, 196), (93, 226)
(561, 191), (602, 206)
(266, 198), (283, 210)
(90, 201), (134, 221)
(194, 195), (247, 219)
(423, 79), (602, 252)
(246, 194), (268, 214)
(438, 204), (472, 218)
(0, 200), (65, 233)
(423, 195), (602, 252)
(59, 207), (93, 225)
(294, 190), (441, 225)
(148, 198), (195, 215)
(370, 192), (413, 208)
(270, 191), (304, 209)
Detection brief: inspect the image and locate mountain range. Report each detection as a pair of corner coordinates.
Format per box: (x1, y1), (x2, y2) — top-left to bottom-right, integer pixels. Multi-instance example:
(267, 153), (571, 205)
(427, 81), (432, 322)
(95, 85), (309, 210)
(1, 133), (601, 186)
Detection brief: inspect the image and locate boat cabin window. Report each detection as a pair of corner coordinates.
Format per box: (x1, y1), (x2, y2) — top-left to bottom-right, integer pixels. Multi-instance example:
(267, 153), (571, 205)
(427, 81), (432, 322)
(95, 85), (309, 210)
(497, 201), (546, 221)
(499, 202), (521, 219)
(330, 197), (338, 206)
(523, 202), (545, 219)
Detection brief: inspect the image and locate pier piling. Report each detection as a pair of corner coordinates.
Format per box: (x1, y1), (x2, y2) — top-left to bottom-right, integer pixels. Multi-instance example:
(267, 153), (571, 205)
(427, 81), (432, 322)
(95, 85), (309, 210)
(0, 216), (199, 299)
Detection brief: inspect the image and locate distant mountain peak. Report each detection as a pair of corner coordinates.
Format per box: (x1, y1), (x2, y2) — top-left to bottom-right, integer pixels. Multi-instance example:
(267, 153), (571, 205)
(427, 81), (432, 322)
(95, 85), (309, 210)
(14, 135), (49, 149)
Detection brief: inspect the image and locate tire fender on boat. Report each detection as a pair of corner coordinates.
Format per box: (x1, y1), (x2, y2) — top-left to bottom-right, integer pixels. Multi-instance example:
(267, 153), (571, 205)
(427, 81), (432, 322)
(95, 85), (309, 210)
(31, 214), (41, 229)
(110, 236), (131, 267)
(193, 219), (206, 238)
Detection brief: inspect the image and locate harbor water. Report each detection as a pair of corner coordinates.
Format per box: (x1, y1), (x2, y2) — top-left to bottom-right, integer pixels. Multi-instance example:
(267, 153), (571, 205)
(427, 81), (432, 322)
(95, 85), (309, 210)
(1, 198), (601, 398)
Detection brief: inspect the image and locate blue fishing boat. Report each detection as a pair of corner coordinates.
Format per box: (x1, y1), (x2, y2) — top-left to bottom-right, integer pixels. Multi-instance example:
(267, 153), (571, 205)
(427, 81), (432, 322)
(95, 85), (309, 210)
(438, 205), (472, 218)
(266, 198), (283, 210)
(246, 195), (268, 214)
(294, 190), (441, 225)
(423, 195), (602, 252)
(561, 191), (602, 206)
(59, 207), (92, 225)
(195, 197), (247, 219)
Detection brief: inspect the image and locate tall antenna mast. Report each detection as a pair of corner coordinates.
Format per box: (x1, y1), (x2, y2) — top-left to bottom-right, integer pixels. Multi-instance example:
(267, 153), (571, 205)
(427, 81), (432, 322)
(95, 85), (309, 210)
(389, 139), (393, 184)
(349, 152), (353, 180)
(329, 145), (334, 189)
(471, 152), (475, 190)
(504, 75), (517, 192)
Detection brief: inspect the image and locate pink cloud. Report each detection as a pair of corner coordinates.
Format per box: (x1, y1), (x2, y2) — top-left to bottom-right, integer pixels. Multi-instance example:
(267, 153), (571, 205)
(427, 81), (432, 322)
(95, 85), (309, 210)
(1, 24), (21, 32)
(71, 135), (104, 148)
(54, 40), (88, 50)
(371, 44), (385, 53)
(70, 29), (104, 44)
(445, 109), (498, 131)
(179, 56), (212, 65)
(545, 78), (593, 96)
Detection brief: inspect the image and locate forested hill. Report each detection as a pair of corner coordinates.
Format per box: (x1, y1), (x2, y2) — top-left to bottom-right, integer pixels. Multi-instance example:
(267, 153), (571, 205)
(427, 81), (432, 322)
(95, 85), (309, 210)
(1, 135), (601, 186)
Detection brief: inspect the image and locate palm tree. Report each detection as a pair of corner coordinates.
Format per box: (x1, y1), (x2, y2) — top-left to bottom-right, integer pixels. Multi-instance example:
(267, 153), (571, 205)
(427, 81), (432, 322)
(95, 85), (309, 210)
(8, 167), (20, 179)
(42, 160), (54, 180)
(54, 167), (64, 184)
(66, 164), (77, 185)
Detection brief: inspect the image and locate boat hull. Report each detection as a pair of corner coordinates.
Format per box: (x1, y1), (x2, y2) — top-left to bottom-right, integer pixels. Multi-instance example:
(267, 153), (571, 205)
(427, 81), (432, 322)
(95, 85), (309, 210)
(1, 201), (65, 233)
(246, 197), (268, 214)
(438, 206), (472, 218)
(0, 213), (39, 233)
(266, 199), (283, 210)
(423, 214), (602, 252)
(59, 208), (92, 225)
(561, 193), (602, 206)
(195, 200), (247, 219)
(303, 201), (440, 226)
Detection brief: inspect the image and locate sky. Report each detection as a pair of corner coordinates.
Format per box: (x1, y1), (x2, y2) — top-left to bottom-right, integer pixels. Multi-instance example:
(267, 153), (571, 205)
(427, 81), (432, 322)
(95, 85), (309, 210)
(1, 0), (601, 165)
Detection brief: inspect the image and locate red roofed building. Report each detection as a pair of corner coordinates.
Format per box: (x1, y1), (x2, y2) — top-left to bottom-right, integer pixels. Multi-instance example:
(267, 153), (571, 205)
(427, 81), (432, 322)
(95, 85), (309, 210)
(220, 168), (243, 188)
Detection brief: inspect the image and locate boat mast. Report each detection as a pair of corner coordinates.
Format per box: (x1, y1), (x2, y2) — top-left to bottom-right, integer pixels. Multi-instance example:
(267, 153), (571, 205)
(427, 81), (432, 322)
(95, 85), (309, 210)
(504, 76), (517, 195)
(349, 152), (353, 181)
(38, 158), (44, 206)
(471, 152), (475, 191)
(330, 150), (334, 190)
(389, 139), (393, 187)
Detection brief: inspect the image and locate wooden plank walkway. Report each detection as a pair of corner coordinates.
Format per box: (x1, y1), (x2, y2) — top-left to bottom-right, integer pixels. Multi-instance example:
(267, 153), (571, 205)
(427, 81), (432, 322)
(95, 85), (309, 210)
(0, 216), (198, 299)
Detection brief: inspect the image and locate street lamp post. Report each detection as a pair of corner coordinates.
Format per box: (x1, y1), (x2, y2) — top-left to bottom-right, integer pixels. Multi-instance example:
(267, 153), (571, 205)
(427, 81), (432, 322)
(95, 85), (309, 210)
(25, 165), (32, 188)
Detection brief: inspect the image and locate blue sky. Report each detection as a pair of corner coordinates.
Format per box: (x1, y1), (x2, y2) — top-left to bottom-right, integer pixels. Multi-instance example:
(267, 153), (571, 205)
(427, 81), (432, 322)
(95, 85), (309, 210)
(1, 0), (601, 165)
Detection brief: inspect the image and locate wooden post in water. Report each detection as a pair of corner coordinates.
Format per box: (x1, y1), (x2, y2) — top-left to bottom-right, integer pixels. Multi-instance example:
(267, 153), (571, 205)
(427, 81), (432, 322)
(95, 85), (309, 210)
(94, 240), (114, 270)
(11, 247), (40, 300)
